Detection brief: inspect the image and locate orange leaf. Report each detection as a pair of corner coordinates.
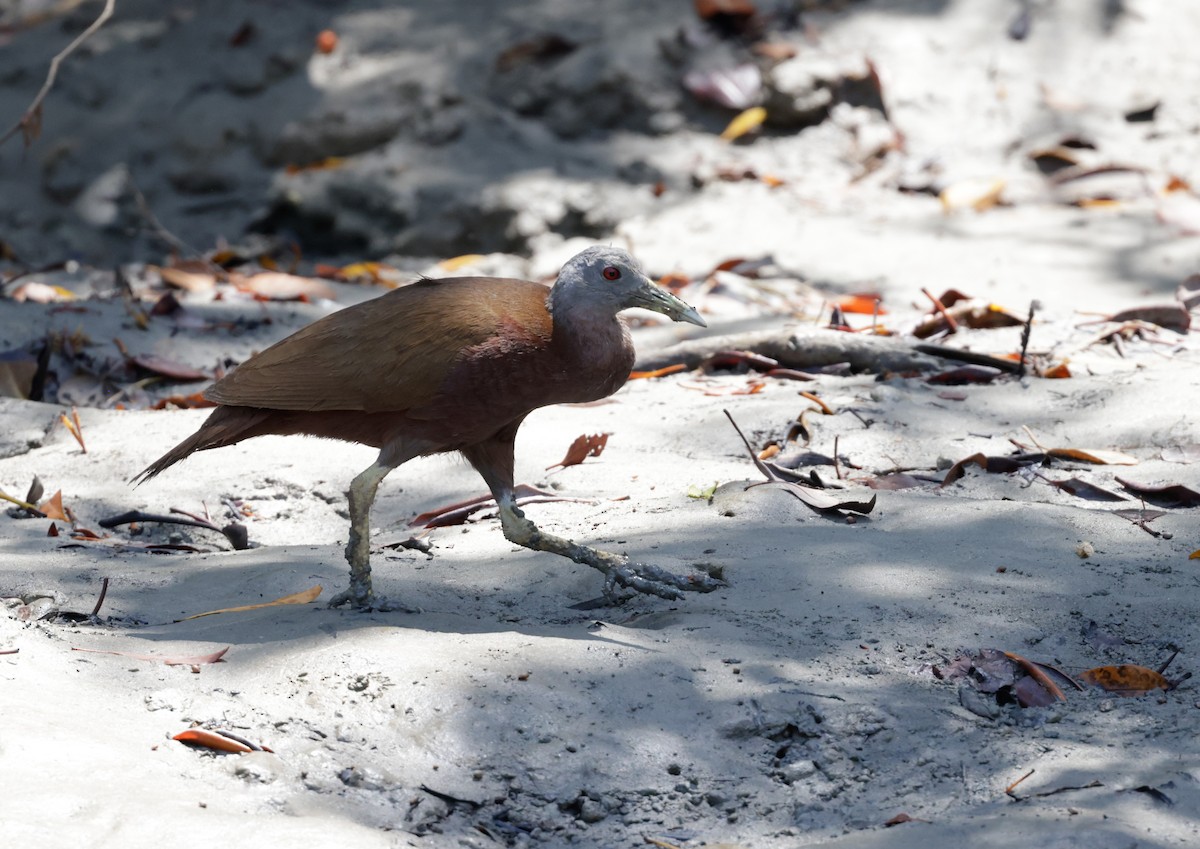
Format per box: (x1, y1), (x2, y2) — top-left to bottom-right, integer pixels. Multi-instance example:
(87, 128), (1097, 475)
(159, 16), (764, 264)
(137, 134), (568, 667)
(630, 363), (688, 380)
(1079, 664), (1170, 696)
(172, 728), (272, 754)
(836, 294), (887, 315)
(1047, 447), (1138, 466)
(547, 433), (610, 470)
(38, 490), (68, 521)
(1042, 362), (1071, 379)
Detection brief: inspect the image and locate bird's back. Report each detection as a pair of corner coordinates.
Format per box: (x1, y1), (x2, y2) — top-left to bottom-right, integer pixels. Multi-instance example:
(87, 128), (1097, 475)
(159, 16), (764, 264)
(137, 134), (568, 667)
(205, 277), (555, 415)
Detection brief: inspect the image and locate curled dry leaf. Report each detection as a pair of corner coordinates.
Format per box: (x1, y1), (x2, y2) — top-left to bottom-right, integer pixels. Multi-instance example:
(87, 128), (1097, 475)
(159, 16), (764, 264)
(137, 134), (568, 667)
(1114, 477), (1200, 506)
(940, 453), (1027, 487)
(1079, 664), (1171, 696)
(547, 433), (609, 470)
(174, 728), (274, 754)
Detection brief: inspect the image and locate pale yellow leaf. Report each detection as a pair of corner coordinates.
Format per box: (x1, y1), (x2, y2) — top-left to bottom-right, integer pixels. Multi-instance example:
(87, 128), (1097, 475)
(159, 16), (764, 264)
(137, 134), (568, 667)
(720, 106), (767, 141)
(175, 585), (323, 622)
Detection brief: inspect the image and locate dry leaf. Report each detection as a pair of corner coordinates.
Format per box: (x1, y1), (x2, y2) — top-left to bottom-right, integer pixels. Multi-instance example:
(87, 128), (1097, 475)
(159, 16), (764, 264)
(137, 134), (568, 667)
(1045, 477), (1128, 502)
(836, 294), (886, 315)
(38, 490), (68, 521)
(941, 453), (1026, 487)
(720, 106), (767, 141)
(72, 646), (229, 666)
(233, 272), (335, 301)
(173, 728), (273, 754)
(438, 254), (487, 272)
(152, 264), (217, 293)
(630, 363), (688, 380)
(174, 586), (323, 622)
(11, 281), (74, 302)
(411, 484), (591, 528)
(1107, 305), (1190, 333)
(1079, 664), (1170, 696)
(1114, 477), (1200, 506)
(695, 0), (757, 17)
(939, 177), (1005, 212)
(548, 433), (610, 470)
(1048, 447), (1139, 466)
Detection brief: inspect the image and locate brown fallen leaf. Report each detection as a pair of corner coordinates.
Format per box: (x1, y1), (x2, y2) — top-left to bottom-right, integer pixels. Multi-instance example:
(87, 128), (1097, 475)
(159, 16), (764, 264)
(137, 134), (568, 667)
(1114, 477), (1200, 506)
(1079, 664), (1170, 696)
(38, 489), (68, 521)
(1044, 477), (1128, 502)
(940, 453), (1027, 487)
(174, 585), (323, 622)
(547, 433), (610, 470)
(939, 177), (1005, 212)
(411, 484), (593, 528)
(72, 646), (229, 666)
(1107, 305), (1190, 333)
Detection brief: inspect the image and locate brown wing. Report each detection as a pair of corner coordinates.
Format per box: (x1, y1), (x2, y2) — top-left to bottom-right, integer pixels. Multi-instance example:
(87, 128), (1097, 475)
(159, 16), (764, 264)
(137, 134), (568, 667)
(205, 277), (552, 413)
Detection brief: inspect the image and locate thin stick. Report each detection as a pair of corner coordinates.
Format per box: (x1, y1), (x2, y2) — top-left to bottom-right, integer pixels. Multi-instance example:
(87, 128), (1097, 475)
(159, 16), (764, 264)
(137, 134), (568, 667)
(1017, 301), (1037, 378)
(0, 0), (118, 149)
(833, 434), (843, 480)
(1006, 768), (1035, 796)
(90, 576), (109, 617)
(921, 287), (959, 334)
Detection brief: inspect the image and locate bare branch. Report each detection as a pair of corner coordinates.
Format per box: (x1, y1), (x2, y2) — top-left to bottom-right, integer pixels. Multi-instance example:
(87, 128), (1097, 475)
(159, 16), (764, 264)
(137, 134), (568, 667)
(0, 0), (117, 150)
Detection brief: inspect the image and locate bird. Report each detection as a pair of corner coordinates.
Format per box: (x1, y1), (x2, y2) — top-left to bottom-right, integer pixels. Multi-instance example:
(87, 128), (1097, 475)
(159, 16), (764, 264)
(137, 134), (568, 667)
(135, 246), (725, 609)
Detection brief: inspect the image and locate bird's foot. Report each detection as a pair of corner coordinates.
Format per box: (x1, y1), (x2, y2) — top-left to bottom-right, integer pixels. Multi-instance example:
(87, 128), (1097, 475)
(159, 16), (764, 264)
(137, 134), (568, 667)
(598, 552), (727, 602)
(328, 585), (418, 613)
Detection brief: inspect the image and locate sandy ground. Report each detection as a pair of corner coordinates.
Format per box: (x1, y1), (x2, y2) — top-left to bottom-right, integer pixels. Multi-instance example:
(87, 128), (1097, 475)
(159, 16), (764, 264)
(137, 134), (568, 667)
(3, 1), (1200, 847)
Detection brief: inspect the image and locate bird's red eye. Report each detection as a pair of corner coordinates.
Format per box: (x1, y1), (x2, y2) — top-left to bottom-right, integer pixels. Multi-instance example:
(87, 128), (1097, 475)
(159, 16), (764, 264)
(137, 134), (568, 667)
(602, 266), (621, 281)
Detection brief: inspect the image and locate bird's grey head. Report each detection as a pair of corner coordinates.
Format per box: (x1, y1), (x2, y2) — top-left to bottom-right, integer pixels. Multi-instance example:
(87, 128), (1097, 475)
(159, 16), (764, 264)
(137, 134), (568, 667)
(548, 246), (706, 327)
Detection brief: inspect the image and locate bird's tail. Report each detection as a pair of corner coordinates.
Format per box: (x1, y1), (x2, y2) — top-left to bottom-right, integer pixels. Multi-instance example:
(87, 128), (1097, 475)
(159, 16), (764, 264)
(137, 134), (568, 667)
(132, 406), (272, 485)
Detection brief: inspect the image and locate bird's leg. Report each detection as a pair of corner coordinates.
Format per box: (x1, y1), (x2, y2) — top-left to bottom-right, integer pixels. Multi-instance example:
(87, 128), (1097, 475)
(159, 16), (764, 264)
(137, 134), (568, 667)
(329, 459), (395, 610)
(464, 433), (725, 602)
(493, 493), (723, 601)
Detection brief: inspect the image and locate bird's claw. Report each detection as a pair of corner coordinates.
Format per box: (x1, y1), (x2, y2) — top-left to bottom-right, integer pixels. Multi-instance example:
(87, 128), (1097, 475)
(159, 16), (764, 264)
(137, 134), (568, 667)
(328, 587), (417, 613)
(600, 555), (727, 603)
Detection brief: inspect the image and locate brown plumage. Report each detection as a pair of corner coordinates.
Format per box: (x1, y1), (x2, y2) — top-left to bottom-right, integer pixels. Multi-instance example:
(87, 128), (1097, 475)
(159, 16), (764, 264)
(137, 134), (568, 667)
(137, 246), (723, 609)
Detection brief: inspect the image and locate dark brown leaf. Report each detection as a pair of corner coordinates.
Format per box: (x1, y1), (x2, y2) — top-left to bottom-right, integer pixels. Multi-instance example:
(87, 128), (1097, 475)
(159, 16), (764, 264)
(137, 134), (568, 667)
(1045, 477), (1129, 502)
(1107, 304), (1190, 332)
(1115, 477), (1200, 506)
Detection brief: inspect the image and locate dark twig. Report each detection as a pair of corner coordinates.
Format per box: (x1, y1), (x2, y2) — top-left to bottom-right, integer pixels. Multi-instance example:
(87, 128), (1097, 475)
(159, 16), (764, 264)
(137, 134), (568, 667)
(1017, 300), (1037, 378)
(0, 0), (117, 149)
(90, 576), (109, 617)
(98, 510), (249, 550)
(913, 343), (1024, 374)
